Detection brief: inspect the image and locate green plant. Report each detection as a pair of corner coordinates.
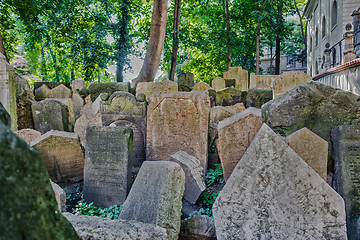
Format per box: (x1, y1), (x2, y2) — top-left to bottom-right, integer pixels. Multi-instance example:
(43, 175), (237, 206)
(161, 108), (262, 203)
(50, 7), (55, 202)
(200, 191), (220, 207)
(66, 187), (82, 202)
(205, 164), (224, 187)
(74, 200), (123, 220)
(185, 208), (213, 220)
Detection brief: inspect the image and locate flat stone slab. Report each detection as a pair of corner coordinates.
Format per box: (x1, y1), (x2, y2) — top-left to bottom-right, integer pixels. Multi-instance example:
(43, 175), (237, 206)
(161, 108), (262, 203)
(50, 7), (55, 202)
(15, 128), (41, 145)
(213, 124), (347, 240)
(223, 67), (248, 91)
(209, 106), (235, 124)
(272, 71), (311, 99)
(136, 80), (178, 99)
(211, 77), (226, 91)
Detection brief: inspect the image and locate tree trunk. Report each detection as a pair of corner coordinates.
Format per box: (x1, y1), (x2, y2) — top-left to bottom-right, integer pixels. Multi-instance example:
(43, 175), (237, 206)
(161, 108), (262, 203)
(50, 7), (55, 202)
(293, 0), (306, 51)
(275, 0), (283, 75)
(224, 0), (231, 70)
(255, 0), (263, 75)
(131, 0), (168, 89)
(169, 0), (181, 81)
(0, 32), (9, 63)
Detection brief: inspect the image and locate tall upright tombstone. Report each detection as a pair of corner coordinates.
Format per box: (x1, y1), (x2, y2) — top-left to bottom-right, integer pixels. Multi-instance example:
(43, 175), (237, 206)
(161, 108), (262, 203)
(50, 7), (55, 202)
(211, 77), (226, 91)
(0, 53), (17, 130)
(83, 126), (133, 208)
(178, 72), (194, 88)
(332, 125), (360, 240)
(147, 91), (210, 172)
(272, 71), (311, 99)
(223, 66), (248, 91)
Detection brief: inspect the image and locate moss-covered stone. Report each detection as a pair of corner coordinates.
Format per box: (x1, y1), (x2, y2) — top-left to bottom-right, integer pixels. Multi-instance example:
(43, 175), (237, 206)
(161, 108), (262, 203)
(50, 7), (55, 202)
(0, 102), (11, 127)
(88, 82), (130, 101)
(245, 89), (273, 108)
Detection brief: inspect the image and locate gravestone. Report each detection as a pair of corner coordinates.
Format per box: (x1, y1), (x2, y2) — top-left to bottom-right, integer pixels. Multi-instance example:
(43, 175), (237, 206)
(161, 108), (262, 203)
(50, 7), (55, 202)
(50, 181), (66, 212)
(147, 91), (210, 172)
(249, 73), (277, 89)
(286, 127), (328, 181)
(136, 80), (178, 99)
(74, 112), (102, 147)
(72, 80), (86, 91)
(170, 151), (206, 204)
(178, 72), (194, 88)
(34, 82), (71, 91)
(88, 82), (130, 101)
(32, 99), (69, 134)
(34, 84), (51, 101)
(15, 128), (41, 145)
(0, 101), (10, 127)
(213, 124), (347, 240)
(49, 84), (72, 98)
(224, 79), (235, 88)
(16, 90), (35, 129)
(192, 82), (211, 92)
(209, 106), (235, 124)
(72, 91), (84, 120)
(245, 88), (273, 108)
(272, 71), (311, 99)
(217, 107), (262, 180)
(119, 161), (185, 240)
(31, 130), (84, 183)
(254, 83), (272, 90)
(214, 87), (247, 107)
(83, 126), (133, 208)
(180, 215), (216, 240)
(52, 98), (75, 131)
(224, 102), (245, 113)
(211, 77), (225, 91)
(223, 67), (248, 91)
(332, 125), (360, 240)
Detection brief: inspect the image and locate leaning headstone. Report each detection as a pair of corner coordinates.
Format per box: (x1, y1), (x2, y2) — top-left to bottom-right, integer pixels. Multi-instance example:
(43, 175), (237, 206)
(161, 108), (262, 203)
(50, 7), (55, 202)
(211, 77), (226, 91)
(0, 108), (78, 239)
(72, 80), (86, 92)
(178, 72), (194, 88)
(88, 82), (130, 101)
(49, 84), (72, 99)
(17, 90), (35, 129)
(15, 128), (41, 145)
(51, 98), (75, 131)
(119, 161), (185, 240)
(72, 91), (84, 120)
(50, 181), (66, 212)
(224, 102), (245, 113)
(286, 127), (328, 181)
(192, 82), (211, 92)
(178, 84), (192, 92)
(209, 106), (235, 124)
(147, 91), (210, 172)
(31, 130), (84, 183)
(136, 80), (178, 99)
(332, 125), (360, 239)
(223, 67), (248, 91)
(217, 107), (262, 180)
(34, 84), (51, 101)
(74, 112), (102, 147)
(83, 126), (133, 208)
(34, 82), (71, 91)
(170, 151), (206, 204)
(245, 88), (273, 108)
(272, 71), (311, 99)
(213, 124), (347, 240)
(180, 215), (216, 240)
(32, 99), (69, 134)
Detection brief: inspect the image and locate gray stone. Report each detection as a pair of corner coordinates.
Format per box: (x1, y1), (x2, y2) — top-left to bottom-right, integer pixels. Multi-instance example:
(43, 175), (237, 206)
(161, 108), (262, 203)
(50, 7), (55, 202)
(332, 125), (360, 240)
(34, 82), (71, 91)
(208, 121), (217, 150)
(209, 106), (235, 124)
(50, 180), (66, 212)
(88, 82), (130, 101)
(170, 151), (206, 204)
(51, 98), (75, 131)
(72, 90), (84, 120)
(63, 213), (168, 240)
(0, 101), (11, 127)
(74, 110), (102, 147)
(49, 84), (72, 98)
(16, 90), (35, 129)
(213, 124), (347, 240)
(136, 80), (178, 100)
(32, 99), (69, 134)
(119, 161), (185, 240)
(178, 72), (194, 88)
(83, 126), (133, 208)
(180, 215), (216, 240)
(207, 87), (247, 107)
(72, 80), (86, 91)
(245, 88), (273, 108)
(34, 84), (51, 101)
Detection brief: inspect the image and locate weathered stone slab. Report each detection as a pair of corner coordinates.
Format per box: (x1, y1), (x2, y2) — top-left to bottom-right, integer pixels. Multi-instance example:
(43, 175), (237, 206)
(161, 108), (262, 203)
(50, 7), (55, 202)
(209, 106), (235, 124)
(0, 101), (10, 127)
(64, 213), (168, 240)
(83, 126), (133, 208)
(170, 151), (206, 204)
(72, 91), (84, 120)
(249, 73), (277, 88)
(49, 84), (72, 98)
(88, 82), (130, 101)
(178, 84), (192, 92)
(52, 98), (75, 131)
(211, 77), (225, 91)
(209, 87), (247, 107)
(50, 181), (66, 212)
(217, 107), (262, 180)
(332, 125), (360, 240)
(119, 161), (185, 240)
(147, 91), (210, 172)
(32, 99), (69, 134)
(213, 124), (347, 240)
(136, 80), (178, 99)
(192, 82), (211, 92)
(31, 130), (84, 183)
(208, 121), (218, 150)
(254, 83), (272, 90)
(224, 102), (245, 113)
(74, 112), (102, 147)
(15, 128), (41, 145)
(35, 84), (51, 101)
(0, 110), (78, 239)
(34, 82), (71, 91)
(17, 90), (35, 129)
(72, 80), (86, 91)
(245, 88), (273, 108)
(286, 127), (328, 181)
(223, 67), (248, 91)
(225, 79), (235, 88)
(272, 71), (311, 99)
(178, 72), (194, 88)
(180, 215), (216, 240)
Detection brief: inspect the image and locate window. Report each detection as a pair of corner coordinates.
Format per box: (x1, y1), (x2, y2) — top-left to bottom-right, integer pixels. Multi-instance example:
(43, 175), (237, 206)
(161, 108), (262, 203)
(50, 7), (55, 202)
(315, 61), (319, 75)
(309, 37), (313, 52)
(322, 16), (326, 38)
(315, 27), (319, 46)
(332, 1), (337, 28)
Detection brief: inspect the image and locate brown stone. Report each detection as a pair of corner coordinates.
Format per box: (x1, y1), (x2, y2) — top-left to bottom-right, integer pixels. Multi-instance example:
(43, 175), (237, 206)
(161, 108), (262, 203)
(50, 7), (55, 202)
(49, 84), (72, 99)
(72, 91), (84, 120)
(210, 106), (235, 124)
(224, 103), (245, 113)
(286, 127), (328, 181)
(74, 113), (102, 147)
(192, 82), (211, 92)
(254, 84), (272, 90)
(34, 84), (51, 101)
(52, 98), (75, 131)
(223, 67), (248, 91)
(211, 77), (226, 91)
(136, 80), (178, 99)
(15, 128), (41, 145)
(217, 107), (262, 180)
(249, 73), (277, 88)
(72, 80), (86, 91)
(17, 91), (35, 129)
(272, 71), (311, 99)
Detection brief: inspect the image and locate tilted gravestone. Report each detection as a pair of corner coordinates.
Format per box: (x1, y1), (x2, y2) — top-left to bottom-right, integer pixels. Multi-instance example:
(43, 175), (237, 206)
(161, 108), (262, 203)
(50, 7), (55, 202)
(272, 71), (311, 99)
(245, 88), (273, 108)
(17, 90), (35, 129)
(32, 99), (69, 134)
(223, 67), (248, 91)
(178, 72), (194, 88)
(213, 124), (347, 240)
(209, 106), (235, 124)
(15, 128), (41, 145)
(31, 130), (84, 183)
(136, 80), (178, 100)
(147, 91), (210, 173)
(119, 161), (185, 240)
(51, 98), (75, 131)
(224, 102), (245, 113)
(332, 125), (360, 240)
(72, 80), (86, 91)
(207, 87), (247, 107)
(72, 90), (84, 120)
(83, 126), (133, 208)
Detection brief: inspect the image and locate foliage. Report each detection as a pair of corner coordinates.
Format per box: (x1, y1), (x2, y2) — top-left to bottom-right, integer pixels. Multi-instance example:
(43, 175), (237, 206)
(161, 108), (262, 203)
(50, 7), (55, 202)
(185, 207), (213, 220)
(199, 191), (220, 207)
(205, 164), (224, 187)
(66, 187), (82, 202)
(74, 199), (123, 220)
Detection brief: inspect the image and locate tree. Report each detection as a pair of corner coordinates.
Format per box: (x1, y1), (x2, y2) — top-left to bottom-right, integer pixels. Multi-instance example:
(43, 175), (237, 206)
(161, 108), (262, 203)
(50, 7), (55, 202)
(169, 0), (181, 81)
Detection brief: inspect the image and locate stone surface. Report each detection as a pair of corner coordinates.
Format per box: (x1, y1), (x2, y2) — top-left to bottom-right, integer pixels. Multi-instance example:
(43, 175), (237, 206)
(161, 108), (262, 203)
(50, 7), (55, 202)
(147, 91), (210, 172)
(192, 82), (211, 92)
(16, 90), (35, 129)
(272, 71), (311, 99)
(35, 84), (51, 101)
(34, 82), (71, 91)
(49, 84), (72, 98)
(208, 121), (218, 150)
(249, 73), (277, 88)
(223, 66), (248, 91)
(72, 91), (84, 120)
(119, 161), (185, 239)
(72, 80), (86, 91)
(15, 128), (41, 144)
(136, 80), (178, 99)
(224, 102), (245, 113)
(332, 125), (360, 240)
(14, 72), (30, 97)
(208, 87), (247, 107)
(211, 77), (225, 91)
(262, 81), (360, 171)
(31, 130), (84, 183)
(88, 82), (130, 101)
(178, 84), (192, 92)
(170, 151), (206, 204)
(254, 83), (272, 90)
(64, 213), (168, 240)
(213, 124), (347, 240)
(52, 98), (75, 131)
(245, 88), (273, 108)
(0, 115), (78, 239)
(74, 111), (102, 147)
(83, 126), (133, 208)
(209, 106), (235, 124)
(224, 79), (235, 88)
(50, 180), (66, 212)
(286, 127), (328, 181)
(0, 101), (10, 127)
(178, 72), (194, 88)
(217, 107), (262, 180)
(180, 215), (216, 240)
